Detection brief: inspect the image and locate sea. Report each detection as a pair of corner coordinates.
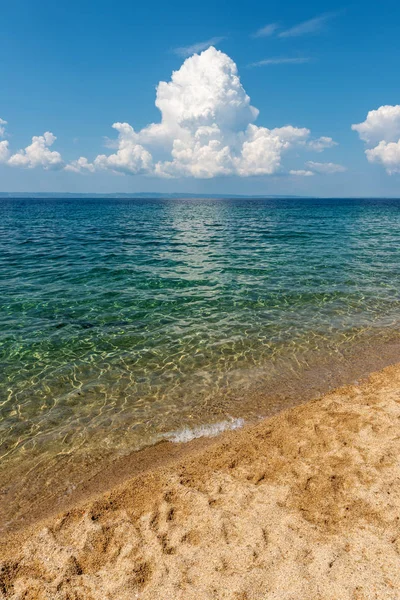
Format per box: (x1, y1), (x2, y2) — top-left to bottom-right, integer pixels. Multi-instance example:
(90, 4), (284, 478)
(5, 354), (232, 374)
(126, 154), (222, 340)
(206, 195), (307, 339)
(2, 196), (400, 529)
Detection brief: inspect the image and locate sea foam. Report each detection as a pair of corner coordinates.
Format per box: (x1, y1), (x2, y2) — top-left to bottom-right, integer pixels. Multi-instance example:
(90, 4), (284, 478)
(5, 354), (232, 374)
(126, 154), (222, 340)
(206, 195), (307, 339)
(162, 417), (245, 444)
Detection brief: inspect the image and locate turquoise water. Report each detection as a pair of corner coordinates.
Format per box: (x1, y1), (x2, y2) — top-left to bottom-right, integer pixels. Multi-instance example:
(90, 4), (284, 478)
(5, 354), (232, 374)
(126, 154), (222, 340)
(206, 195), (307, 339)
(1, 197), (400, 483)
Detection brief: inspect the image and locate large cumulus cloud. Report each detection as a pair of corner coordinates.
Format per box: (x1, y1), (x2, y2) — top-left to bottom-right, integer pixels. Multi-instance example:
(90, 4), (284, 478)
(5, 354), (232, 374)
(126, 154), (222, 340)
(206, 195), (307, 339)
(70, 47), (336, 178)
(352, 105), (400, 174)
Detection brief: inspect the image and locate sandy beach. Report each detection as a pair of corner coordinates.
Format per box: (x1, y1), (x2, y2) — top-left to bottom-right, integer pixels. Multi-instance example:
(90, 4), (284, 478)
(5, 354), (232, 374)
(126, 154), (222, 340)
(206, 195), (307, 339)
(1, 363), (400, 599)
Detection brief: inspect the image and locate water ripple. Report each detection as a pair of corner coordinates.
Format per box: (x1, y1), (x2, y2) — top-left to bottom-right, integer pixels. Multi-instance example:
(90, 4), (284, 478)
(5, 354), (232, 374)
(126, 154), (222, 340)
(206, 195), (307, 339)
(1, 197), (400, 473)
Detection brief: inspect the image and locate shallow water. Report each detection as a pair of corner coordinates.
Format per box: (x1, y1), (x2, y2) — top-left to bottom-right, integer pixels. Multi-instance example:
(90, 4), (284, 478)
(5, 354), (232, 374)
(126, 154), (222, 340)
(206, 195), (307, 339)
(1, 196), (400, 504)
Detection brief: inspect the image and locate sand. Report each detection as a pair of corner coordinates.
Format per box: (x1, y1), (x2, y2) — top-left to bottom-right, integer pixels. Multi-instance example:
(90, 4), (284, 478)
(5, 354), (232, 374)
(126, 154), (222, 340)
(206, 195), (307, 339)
(1, 363), (400, 599)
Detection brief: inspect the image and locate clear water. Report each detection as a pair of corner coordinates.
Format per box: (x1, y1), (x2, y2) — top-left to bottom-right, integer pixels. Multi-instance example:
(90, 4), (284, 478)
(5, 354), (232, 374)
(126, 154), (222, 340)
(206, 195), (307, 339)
(1, 197), (400, 487)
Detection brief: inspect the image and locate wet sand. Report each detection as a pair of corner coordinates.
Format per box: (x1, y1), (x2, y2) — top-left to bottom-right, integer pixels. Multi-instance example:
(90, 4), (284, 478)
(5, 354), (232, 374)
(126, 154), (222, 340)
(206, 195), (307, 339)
(1, 363), (400, 599)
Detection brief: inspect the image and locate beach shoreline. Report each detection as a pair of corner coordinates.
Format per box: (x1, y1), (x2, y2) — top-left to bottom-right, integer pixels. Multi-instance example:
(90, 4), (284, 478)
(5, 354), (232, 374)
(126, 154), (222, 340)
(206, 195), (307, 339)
(2, 361), (400, 598)
(3, 334), (400, 541)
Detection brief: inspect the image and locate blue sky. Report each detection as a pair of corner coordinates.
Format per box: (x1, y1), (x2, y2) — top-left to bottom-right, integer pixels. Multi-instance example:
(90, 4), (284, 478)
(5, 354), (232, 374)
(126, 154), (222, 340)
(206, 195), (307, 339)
(1, 0), (400, 196)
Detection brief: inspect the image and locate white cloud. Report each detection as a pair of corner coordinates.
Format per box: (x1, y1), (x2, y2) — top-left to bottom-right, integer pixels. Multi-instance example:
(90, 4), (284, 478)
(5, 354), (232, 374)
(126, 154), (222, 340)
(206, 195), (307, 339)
(7, 132), (63, 170)
(307, 136), (337, 152)
(352, 105), (400, 145)
(249, 57), (310, 67)
(93, 123), (153, 175)
(352, 105), (400, 174)
(66, 47), (335, 179)
(365, 140), (400, 174)
(252, 23), (279, 38)
(235, 125), (308, 176)
(0, 117), (10, 162)
(64, 156), (96, 173)
(290, 169), (314, 176)
(155, 47), (259, 132)
(279, 11), (340, 38)
(0, 118), (7, 138)
(305, 161), (347, 174)
(64, 124), (153, 175)
(0, 140), (10, 163)
(174, 37), (226, 57)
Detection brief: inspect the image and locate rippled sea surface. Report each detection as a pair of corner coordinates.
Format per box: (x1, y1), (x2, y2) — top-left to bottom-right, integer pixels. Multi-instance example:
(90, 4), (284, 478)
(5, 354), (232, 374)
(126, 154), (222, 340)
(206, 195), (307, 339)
(2, 197), (400, 500)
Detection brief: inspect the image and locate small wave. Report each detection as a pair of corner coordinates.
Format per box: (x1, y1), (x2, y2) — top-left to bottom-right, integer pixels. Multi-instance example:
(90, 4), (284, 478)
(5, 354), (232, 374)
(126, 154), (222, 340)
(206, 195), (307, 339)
(162, 417), (245, 444)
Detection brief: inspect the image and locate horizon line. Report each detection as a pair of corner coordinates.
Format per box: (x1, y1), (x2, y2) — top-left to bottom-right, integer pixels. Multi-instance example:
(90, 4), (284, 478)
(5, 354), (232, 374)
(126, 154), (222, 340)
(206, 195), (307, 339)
(1, 192), (400, 200)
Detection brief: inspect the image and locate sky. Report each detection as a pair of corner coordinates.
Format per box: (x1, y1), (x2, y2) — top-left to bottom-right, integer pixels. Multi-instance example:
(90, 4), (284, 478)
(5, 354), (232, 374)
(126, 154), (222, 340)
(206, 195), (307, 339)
(1, 0), (400, 197)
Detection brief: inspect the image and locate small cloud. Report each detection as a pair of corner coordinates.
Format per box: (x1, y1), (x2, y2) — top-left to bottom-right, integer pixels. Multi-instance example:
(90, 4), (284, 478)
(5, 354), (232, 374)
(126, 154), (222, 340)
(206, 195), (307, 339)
(352, 105), (400, 145)
(306, 160), (347, 174)
(352, 105), (400, 174)
(252, 23), (279, 38)
(0, 140), (10, 163)
(307, 136), (337, 152)
(65, 157), (95, 173)
(0, 118), (7, 138)
(279, 11), (341, 38)
(7, 132), (64, 170)
(249, 57), (311, 67)
(173, 37), (226, 57)
(290, 169), (314, 176)
(365, 140), (400, 175)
